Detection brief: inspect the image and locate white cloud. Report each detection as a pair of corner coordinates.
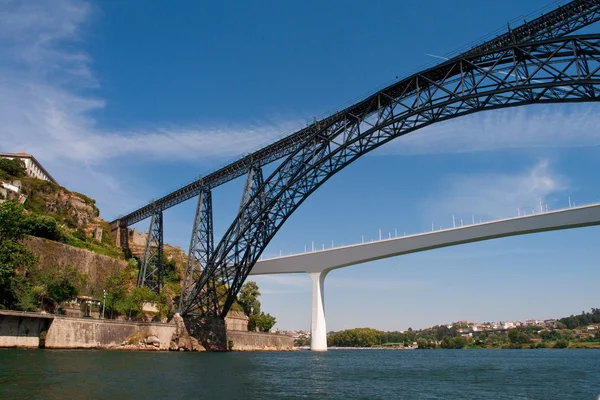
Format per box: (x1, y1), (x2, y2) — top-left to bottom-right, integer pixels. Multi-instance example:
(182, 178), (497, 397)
(0, 0), (289, 218)
(1, 0), (598, 222)
(0, 0), (94, 84)
(422, 160), (568, 224)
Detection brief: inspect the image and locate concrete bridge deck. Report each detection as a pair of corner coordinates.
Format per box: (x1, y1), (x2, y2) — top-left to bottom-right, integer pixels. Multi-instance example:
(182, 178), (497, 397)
(250, 203), (600, 351)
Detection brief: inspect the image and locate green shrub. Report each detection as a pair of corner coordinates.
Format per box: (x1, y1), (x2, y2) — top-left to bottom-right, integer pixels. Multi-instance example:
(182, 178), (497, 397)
(554, 339), (569, 348)
(48, 279), (78, 304)
(0, 158), (25, 178)
(73, 229), (87, 242)
(164, 258), (178, 283)
(23, 214), (64, 242)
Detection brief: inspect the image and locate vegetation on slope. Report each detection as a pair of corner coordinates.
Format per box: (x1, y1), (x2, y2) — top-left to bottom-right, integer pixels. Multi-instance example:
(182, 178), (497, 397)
(1, 160), (278, 327)
(0, 201), (38, 309)
(326, 309), (600, 349)
(0, 158), (123, 260)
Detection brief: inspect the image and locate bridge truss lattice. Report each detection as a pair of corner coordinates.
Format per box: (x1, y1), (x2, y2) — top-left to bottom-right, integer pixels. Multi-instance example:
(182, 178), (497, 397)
(120, 1), (600, 320)
(182, 34), (600, 316)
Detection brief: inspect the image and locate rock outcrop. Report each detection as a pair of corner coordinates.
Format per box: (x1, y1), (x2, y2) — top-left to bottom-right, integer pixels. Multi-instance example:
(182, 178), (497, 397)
(169, 313), (205, 352)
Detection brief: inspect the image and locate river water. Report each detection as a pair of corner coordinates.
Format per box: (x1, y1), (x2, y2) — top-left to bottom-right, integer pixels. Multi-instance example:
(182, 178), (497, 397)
(0, 349), (599, 399)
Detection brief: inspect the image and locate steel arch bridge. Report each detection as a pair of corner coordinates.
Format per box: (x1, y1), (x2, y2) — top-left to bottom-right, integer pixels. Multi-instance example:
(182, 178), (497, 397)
(109, 0), (600, 349)
(180, 33), (600, 318)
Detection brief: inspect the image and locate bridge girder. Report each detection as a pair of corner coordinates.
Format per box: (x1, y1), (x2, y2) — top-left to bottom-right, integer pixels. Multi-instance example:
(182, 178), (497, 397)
(179, 189), (216, 313)
(138, 209), (164, 293)
(182, 34), (600, 317)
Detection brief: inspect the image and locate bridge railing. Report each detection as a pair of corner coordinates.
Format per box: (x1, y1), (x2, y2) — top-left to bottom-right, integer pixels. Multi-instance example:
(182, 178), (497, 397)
(258, 200), (600, 261)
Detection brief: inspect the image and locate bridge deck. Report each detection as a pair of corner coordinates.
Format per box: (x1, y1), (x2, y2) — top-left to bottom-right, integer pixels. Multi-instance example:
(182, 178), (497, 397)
(251, 203), (600, 275)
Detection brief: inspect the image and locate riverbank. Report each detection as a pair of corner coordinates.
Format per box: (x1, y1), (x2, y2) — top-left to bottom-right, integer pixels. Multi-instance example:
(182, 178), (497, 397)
(0, 310), (294, 352)
(326, 344), (600, 350)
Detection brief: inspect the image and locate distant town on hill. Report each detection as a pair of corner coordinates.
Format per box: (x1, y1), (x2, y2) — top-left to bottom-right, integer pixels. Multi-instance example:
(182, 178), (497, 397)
(282, 308), (600, 349)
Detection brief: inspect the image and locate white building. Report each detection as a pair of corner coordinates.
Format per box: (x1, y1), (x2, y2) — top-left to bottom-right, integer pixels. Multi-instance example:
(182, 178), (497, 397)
(503, 322), (516, 330)
(0, 152), (57, 184)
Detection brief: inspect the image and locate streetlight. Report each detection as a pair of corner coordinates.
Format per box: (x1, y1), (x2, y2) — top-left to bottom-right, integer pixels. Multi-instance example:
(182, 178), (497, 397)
(102, 289), (107, 319)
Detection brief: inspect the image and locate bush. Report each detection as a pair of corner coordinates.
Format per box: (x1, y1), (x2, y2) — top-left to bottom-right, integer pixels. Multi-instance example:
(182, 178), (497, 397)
(440, 336), (468, 349)
(554, 339), (569, 348)
(0, 201), (28, 242)
(23, 214), (64, 242)
(73, 229), (87, 242)
(48, 279), (78, 304)
(0, 158), (25, 178)
(164, 258), (178, 283)
(508, 329), (531, 345)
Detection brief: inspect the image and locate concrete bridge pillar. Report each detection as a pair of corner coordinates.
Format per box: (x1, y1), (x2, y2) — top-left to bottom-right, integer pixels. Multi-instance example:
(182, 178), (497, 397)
(309, 270), (329, 351)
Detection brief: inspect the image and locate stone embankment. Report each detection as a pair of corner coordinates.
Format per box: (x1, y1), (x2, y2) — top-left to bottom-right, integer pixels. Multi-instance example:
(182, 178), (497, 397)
(0, 311), (294, 352)
(228, 331), (296, 351)
(44, 317), (175, 351)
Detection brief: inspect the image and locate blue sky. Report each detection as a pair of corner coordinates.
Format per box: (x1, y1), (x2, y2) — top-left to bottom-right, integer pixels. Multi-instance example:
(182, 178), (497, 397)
(1, 0), (600, 331)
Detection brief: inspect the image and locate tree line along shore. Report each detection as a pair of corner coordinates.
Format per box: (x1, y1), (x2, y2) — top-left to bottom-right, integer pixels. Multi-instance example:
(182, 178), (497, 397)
(309, 309), (600, 349)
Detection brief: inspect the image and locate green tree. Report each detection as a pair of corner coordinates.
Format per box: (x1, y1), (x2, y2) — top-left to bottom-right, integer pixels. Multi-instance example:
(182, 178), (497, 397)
(21, 265), (87, 311)
(254, 312), (277, 332)
(47, 279), (78, 304)
(508, 329), (531, 346)
(101, 269), (130, 317)
(440, 336), (468, 349)
(328, 328), (383, 347)
(164, 258), (178, 282)
(238, 281), (261, 316)
(0, 201), (26, 242)
(416, 338), (436, 349)
(238, 281), (272, 331)
(121, 286), (169, 320)
(0, 158), (26, 179)
(485, 333), (508, 348)
(0, 202), (38, 309)
(24, 214), (64, 242)
(554, 339), (569, 348)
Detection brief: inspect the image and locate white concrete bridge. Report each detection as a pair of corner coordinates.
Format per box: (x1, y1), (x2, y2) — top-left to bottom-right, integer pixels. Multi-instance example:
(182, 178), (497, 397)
(249, 203), (600, 351)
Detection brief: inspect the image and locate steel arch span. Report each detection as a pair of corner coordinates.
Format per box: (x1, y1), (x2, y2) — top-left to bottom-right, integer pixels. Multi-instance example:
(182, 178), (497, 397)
(115, 0), (600, 228)
(181, 34), (600, 319)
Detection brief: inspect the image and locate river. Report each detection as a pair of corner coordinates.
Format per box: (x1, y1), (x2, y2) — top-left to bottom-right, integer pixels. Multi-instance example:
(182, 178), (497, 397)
(0, 349), (599, 399)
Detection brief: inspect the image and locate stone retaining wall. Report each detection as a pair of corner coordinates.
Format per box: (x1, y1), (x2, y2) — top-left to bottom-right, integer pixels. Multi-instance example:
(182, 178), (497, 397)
(227, 331), (294, 351)
(0, 314), (52, 348)
(44, 318), (175, 350)
(0, 311), (294, 351)
(24, 236), (127, 287)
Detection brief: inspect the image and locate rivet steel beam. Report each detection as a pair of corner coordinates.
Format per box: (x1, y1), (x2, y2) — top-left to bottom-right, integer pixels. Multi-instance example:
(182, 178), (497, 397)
(137, 209), (164, 294)
(179, 189), (214, 313)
